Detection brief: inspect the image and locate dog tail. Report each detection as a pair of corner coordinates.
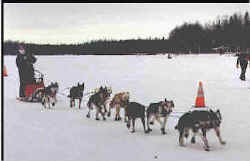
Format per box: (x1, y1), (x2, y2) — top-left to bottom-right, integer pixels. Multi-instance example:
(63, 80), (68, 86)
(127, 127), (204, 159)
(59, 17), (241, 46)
(67, 92), (72, 98)
(174, 124), (179, 130)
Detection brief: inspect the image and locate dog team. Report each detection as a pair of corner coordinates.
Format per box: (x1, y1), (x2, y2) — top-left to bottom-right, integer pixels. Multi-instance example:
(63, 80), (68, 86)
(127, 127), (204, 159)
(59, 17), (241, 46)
(33, 81), (226, 151)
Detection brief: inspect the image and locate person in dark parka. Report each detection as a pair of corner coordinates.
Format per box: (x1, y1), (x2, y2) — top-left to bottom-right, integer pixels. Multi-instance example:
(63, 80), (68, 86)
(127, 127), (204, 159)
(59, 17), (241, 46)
(16, 46), (37, 97)
(236, 52), (250, 81)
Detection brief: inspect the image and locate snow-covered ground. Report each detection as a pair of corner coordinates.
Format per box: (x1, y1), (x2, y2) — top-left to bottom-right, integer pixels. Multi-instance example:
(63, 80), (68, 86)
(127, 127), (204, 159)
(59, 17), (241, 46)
(3, 54), (250, 161)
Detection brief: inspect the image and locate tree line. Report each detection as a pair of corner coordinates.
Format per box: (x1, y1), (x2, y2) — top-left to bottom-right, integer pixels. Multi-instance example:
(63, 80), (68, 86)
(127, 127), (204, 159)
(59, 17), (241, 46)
(4, 11), (250, 55)
(169, 11), (250, 54)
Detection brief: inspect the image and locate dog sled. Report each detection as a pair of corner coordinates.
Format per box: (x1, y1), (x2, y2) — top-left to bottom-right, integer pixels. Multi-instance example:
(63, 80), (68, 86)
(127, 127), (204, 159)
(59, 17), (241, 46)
(17, 70), (45, 102)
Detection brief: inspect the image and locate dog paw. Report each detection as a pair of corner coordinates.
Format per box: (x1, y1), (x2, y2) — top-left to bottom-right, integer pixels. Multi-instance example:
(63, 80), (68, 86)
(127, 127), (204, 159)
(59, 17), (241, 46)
(161, 128), (166, 135)
(204, 147), (210, 151)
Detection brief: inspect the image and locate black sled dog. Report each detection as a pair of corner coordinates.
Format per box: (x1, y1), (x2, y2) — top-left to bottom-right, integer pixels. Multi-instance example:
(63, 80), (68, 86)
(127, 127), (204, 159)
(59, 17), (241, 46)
(68, 82), (85, 109)
(126, 102), (147, 133)
(175, 109), (226, 151)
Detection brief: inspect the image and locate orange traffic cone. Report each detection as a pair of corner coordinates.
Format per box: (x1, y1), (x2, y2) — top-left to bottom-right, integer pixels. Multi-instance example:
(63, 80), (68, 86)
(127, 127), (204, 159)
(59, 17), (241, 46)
(3, 65), (8, 77)
(195, 81), (205, 107)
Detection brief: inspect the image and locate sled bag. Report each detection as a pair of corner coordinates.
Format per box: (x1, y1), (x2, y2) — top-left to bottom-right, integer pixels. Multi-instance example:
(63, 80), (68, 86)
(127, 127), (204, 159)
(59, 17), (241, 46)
(25, 83), (44, 97)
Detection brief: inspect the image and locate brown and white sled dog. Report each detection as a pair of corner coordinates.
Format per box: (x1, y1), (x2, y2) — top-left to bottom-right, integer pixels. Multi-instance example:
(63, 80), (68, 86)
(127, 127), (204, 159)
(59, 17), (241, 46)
(34, 82), (59, 109)
(108, 92), (129, 121)
(175, 109), (226, 151)
(146, 98), (174, 134)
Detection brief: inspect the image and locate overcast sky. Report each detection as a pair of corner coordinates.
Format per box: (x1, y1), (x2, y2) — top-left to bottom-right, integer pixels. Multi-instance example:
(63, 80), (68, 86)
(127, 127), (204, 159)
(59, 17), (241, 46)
(4, 3), (250, 44)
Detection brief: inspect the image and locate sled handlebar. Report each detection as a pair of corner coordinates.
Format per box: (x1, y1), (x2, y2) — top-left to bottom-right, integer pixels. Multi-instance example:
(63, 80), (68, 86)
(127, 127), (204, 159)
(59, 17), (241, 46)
(34, 69), (44, 77)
